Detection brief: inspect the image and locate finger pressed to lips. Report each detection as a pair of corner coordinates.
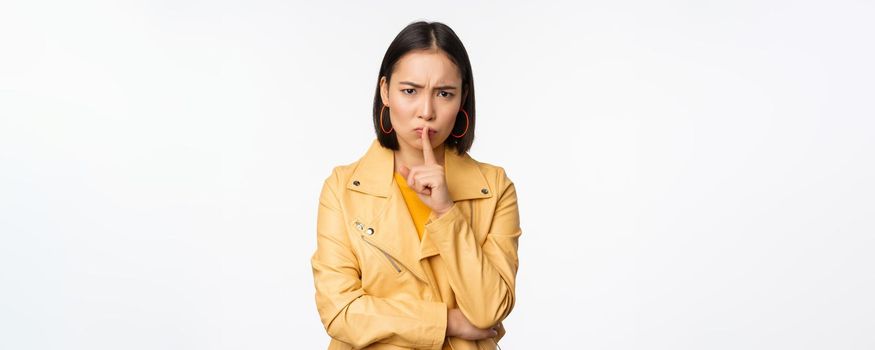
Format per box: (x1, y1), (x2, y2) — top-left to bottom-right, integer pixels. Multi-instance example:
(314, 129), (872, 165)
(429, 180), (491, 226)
(414, 128), (437, 136)
(414, 130), (437, 138)
(421, 126), (436, 165)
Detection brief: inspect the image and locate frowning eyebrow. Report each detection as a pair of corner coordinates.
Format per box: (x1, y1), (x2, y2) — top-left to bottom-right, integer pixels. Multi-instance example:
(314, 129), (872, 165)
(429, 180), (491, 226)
(399, 81), (459, 90)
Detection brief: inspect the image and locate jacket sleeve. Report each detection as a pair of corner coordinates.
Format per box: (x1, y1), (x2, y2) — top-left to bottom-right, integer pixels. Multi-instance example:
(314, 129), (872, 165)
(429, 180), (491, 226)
(424, 167), (521, 329)
(311, 169), (448, 350)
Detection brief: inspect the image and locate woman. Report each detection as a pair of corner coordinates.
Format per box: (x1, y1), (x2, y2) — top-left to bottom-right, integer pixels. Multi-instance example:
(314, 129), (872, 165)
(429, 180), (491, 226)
(311, 21), (521, 350)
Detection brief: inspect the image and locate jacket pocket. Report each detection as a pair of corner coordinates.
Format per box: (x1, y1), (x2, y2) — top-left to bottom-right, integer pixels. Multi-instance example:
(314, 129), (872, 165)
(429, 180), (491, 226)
(361, 235), (402, 273)
(353, 218), (403, 274)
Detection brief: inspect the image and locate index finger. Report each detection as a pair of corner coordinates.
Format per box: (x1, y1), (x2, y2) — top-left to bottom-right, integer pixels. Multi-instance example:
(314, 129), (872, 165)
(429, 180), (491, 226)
(422, 125), (436, 165)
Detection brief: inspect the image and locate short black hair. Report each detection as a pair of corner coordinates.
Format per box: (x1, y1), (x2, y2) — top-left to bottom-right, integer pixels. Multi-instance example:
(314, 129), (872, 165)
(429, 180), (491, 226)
(372, 21), (476, 155)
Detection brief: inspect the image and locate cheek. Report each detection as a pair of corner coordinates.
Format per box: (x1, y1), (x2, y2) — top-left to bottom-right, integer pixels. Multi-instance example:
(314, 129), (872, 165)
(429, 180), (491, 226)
(438, 108), (459, 129)
(388, 102), (414, 122)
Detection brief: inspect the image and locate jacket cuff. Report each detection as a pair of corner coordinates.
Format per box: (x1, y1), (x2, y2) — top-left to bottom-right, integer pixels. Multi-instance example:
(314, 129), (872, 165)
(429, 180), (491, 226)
(424, 302), (448, 350)
(426, 203), (460, 228)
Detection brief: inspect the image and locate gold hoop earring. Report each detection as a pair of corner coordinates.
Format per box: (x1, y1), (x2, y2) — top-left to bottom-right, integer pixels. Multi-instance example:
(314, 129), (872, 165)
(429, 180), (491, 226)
(452, 108), (469, 138)
(380, 105), (393, 134)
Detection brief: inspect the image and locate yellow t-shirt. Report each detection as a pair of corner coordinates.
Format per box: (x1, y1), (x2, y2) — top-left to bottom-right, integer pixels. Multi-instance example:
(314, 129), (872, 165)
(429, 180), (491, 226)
(394, 172), (431, 241)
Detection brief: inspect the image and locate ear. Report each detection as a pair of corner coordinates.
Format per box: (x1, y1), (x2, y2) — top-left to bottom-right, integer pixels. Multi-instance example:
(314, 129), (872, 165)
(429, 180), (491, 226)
(379, 76), (390, 106)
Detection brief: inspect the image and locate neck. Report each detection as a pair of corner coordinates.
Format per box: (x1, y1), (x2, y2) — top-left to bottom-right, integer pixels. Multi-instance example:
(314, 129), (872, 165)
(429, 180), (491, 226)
(394, 142), (445, 173)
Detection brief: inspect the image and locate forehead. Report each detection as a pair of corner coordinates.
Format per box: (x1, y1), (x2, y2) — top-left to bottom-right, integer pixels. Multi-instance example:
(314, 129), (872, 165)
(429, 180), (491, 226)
(392, 49), (461, 84)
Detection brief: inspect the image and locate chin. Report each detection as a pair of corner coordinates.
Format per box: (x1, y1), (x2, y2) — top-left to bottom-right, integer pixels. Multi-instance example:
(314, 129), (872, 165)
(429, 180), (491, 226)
(400, 138), (421, 149)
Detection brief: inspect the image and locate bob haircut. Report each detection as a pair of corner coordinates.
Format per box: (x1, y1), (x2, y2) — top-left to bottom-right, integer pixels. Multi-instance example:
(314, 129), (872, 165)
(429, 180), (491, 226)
(372, 21), (476, 155)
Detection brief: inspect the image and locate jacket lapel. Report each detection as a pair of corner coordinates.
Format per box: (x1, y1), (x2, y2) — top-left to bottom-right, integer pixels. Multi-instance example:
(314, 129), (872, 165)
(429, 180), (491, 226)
(346, 139), (494, 284)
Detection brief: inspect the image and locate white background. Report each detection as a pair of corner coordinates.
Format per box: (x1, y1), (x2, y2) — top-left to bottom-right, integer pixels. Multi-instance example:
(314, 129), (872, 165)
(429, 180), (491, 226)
(2, 1), (874, 349)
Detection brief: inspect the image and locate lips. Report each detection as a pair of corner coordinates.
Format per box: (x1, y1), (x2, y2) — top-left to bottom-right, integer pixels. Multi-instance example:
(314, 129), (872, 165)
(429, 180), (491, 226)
(414, 127), (437, 135)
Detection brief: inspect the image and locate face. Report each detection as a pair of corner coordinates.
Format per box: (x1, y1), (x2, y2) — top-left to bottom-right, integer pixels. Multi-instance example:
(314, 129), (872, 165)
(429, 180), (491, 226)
(380, 49), (465, 152)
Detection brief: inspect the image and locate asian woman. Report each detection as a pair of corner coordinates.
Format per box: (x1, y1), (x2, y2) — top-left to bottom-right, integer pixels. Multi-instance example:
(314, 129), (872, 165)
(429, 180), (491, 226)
(311, 21), (521, 350)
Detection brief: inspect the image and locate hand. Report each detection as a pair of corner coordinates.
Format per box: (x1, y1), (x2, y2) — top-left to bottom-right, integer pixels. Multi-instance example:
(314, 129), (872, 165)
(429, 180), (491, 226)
(446, 308), (498, 340)
(398, 126), (454, 216)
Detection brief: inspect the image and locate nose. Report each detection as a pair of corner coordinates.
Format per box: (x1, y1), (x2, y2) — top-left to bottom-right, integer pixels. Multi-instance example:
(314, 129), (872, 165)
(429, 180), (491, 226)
(418, 95), (436, 121)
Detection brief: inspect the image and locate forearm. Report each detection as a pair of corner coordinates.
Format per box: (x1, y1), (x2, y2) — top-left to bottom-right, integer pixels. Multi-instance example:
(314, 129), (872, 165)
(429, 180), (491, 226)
(317, 289), (448, 350)
(425, 204), (517, 329)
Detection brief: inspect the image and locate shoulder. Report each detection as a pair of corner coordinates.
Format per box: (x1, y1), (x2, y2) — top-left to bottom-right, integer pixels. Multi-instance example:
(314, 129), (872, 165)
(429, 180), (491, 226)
(467, 154), (515, 190)
(320, 139), (384, 188)
(321, 160), (360, 188)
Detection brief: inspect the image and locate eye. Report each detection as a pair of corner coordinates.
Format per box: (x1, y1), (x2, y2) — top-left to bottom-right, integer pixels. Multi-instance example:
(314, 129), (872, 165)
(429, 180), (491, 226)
(401, 88), (415, 95)
(439, 91), (454, 98)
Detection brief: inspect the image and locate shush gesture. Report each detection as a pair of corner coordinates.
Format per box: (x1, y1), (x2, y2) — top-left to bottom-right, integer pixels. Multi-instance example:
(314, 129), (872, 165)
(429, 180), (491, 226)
(397, 126), (455, 216)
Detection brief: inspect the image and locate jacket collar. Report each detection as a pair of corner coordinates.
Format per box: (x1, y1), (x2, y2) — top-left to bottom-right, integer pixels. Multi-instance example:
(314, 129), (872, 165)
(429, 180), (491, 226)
(346, 139), (492, 201)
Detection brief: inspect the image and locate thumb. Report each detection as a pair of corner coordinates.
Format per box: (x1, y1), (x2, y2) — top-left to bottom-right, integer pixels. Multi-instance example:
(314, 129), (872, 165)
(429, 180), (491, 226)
(398, 165), (409, 178)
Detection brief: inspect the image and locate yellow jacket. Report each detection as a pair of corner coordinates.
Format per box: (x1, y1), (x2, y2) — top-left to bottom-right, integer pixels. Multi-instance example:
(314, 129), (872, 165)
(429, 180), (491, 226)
(311, 139), (522, 350)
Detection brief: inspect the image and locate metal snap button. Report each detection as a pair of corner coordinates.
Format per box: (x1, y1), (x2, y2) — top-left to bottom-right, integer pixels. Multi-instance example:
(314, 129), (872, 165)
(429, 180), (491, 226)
(481, 188), (489, 194)
(353, 180), (360, 186)
(365, 228), (375, 236)
(355, 222), (364, 231)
